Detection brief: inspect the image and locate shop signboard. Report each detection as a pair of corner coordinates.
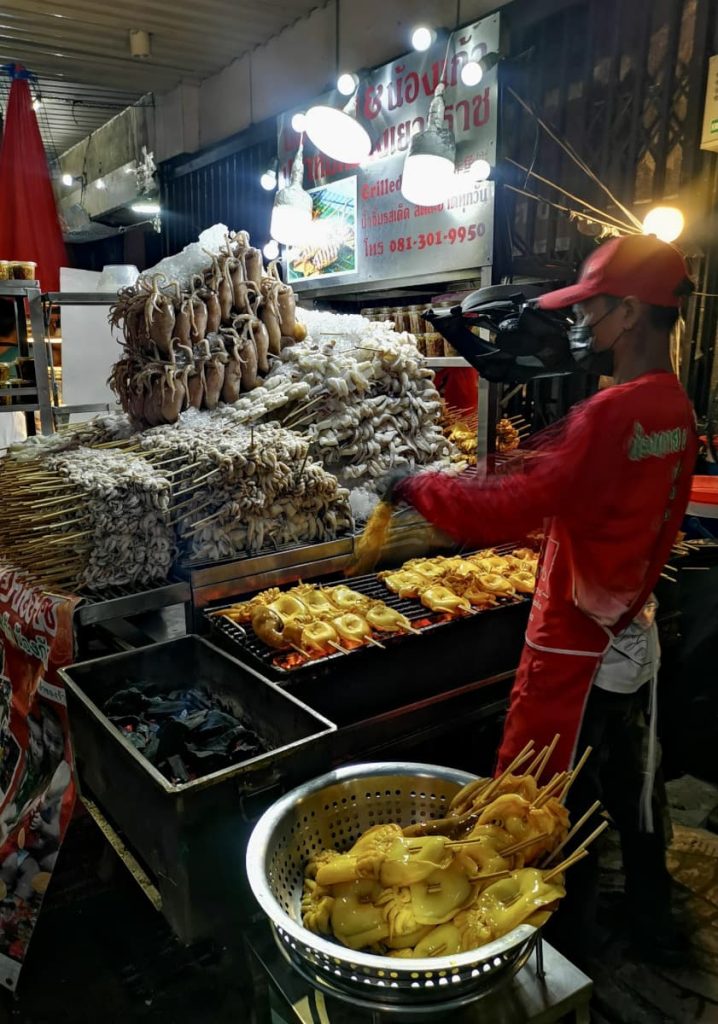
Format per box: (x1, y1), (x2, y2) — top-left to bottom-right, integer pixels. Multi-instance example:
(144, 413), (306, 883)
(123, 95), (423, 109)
(0, 570), (77, 989)
(277, 12), (500, 291)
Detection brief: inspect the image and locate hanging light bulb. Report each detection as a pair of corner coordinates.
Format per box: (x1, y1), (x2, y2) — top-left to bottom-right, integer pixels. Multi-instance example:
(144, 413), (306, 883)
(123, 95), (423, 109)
(260, 159), (278, 191)
(263, 239), (280, 261)
(470, 158), (492, 182)
(411, 26), (436, 52)
(95, 177), (107, 190)
(461, 62), (483, 87)
(291, 112), (307, 133)
(401, 84), (456, 206)
(337, 72), (358, 97)
(32, 95), (43, 112)
(305, 91), (371, 164)
(270, 138), (313, 246)
(642, 206), (684, 243)
(61, 172), (73, 187)
(461, 52), (501, 88)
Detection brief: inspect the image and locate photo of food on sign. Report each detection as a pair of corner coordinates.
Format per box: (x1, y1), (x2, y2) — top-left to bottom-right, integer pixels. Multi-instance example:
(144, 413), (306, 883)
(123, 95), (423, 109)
(288, 175), (357, 281)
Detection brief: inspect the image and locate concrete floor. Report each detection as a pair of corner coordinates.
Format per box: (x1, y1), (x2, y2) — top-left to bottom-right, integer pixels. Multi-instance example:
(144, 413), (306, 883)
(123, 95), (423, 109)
(3, 780), (718, 1024)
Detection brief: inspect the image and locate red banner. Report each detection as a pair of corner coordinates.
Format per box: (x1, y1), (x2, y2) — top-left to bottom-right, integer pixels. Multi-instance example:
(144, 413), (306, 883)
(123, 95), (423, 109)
(0, 567), (77, 989)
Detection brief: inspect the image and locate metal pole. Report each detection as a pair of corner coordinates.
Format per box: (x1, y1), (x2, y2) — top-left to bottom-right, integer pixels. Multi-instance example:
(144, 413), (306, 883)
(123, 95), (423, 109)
(27, 285), (54, 435)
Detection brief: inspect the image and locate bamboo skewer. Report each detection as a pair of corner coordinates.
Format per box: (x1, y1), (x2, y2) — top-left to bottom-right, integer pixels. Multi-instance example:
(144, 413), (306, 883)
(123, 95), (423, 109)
(470, 742), (536, 810)
(532, 735), (560, 783)
(559, 746), (593, 803)
(543, 801), (602, 866)
(543, 849), (590, 884)
(534, 772), (569, 808)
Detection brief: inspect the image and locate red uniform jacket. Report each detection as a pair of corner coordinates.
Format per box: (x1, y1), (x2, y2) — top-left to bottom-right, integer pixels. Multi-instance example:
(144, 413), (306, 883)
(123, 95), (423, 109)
(399, 371), (698, 772)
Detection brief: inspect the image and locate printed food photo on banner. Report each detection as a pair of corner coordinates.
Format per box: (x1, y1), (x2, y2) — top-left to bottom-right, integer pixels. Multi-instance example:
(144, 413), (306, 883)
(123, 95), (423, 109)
(288, 176), (357, 281)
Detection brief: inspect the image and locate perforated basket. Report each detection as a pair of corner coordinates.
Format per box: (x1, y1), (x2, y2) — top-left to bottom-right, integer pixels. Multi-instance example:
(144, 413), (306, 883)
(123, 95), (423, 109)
(246, 763), (539, 1011)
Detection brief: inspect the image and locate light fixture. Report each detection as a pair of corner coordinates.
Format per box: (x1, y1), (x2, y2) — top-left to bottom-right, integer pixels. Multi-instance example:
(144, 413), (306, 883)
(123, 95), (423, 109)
(61, 172), (73, 187)
(337, 72), (358, 97)
(32, 95), (43, 112)
(270, 138), (313, 246)
(401, 83), (456, 206)
(460, 51), (500, 88)
(95, 177), (107, 190)
(291, 112), (307, 133)
(411, 25), (436, 52)
(305, 91), (371, 164)
(470, 158), (492, 182)
(131, 201), (160, 214)
(260, 158), (278, 191)
(129, 29), (151, 59)
(263, 239), (280, 261)
(642, 205), (684, 243)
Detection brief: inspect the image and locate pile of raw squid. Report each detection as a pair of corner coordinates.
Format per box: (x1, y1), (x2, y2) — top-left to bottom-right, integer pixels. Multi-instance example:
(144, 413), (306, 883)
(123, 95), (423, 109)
(229, 311), (454, 488)
(108, 230), (305, 426)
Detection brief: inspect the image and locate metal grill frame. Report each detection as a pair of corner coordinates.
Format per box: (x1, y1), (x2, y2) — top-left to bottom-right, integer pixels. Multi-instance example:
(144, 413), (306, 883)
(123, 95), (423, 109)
(206, 570), (529, 679)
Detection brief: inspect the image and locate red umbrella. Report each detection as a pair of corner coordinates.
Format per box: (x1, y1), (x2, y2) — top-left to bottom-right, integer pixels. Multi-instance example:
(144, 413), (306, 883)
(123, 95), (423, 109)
(0, 66), (67, 291)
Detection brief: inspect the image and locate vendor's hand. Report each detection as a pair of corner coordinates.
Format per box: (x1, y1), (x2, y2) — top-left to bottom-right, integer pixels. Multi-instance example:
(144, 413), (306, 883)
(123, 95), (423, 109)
(378, 467), (414, 505)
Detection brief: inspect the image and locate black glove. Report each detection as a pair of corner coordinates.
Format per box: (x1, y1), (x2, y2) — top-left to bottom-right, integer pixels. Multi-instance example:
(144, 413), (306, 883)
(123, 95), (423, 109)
(378, 466), (414, 505)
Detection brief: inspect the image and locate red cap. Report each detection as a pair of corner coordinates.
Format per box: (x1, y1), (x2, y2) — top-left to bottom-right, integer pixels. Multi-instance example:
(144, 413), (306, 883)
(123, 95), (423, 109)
(538, 235), (690, 310)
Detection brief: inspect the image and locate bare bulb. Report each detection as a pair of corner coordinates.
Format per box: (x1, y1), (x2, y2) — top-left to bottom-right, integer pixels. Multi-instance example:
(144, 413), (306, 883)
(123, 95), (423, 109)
(291, 112), (307, 133)
(411, 26), (435, 52)
(642, 206), (684, 243)
(461, 62), (483, 87)
(61, 173), (73, 187)
(470, 159), (492, 181)
(263, 240), (280, 261)
(337, 72), (358, 97)
(260, 169), (277, 191)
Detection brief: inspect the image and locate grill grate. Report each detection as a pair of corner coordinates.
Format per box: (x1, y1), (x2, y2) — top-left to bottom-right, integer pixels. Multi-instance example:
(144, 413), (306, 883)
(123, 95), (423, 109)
(206, 556), (530, 680)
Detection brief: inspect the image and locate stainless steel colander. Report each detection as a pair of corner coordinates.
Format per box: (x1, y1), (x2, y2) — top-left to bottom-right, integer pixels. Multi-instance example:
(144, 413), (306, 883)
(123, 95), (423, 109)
(246, 762), (540, 1011)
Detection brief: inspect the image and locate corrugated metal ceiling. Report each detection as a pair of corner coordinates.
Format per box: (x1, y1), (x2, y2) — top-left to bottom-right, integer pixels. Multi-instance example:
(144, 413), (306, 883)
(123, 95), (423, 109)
(0, 0), (324, 154)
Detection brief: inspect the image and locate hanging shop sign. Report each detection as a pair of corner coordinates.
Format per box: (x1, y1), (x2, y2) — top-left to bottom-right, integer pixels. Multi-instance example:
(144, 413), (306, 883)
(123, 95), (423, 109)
(0, 571), (77, 990)
(277, 12), (500, 291)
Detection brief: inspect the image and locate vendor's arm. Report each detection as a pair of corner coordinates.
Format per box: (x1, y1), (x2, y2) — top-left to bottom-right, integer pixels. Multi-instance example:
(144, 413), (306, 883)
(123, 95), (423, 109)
(396, 401), (599, 546)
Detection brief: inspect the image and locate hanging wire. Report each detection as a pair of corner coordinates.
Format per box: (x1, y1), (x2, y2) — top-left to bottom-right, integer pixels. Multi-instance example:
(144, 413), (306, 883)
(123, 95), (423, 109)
(507, 86), (644, 231)
(505, 158), (637, 232)
(503, 183), (640, 236)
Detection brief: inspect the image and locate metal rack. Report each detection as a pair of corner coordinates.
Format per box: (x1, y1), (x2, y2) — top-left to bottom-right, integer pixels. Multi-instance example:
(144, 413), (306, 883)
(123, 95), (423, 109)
(0, 284), (119, 436)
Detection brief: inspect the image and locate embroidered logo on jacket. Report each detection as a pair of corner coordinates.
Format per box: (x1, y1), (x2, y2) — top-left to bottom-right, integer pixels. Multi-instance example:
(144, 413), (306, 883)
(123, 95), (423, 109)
(628, 421), (688, 461)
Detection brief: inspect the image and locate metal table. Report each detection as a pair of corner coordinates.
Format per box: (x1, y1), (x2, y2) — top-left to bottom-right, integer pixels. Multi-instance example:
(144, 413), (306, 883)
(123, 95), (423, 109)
(245, 923), (592, 1024)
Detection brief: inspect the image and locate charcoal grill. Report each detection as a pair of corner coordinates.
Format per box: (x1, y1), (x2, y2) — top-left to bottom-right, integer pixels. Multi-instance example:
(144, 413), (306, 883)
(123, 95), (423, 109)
(206, 567), (530, 725)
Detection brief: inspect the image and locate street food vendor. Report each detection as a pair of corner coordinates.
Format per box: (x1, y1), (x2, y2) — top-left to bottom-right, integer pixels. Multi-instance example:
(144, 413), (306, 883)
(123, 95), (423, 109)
(0, 299), (27, 449)
(386, 235), (697, 964)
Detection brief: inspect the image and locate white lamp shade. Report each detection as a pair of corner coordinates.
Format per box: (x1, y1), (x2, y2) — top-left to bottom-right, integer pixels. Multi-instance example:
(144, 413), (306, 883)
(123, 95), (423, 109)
(401, 153), (455, 206)
(305, 105), (371, 164)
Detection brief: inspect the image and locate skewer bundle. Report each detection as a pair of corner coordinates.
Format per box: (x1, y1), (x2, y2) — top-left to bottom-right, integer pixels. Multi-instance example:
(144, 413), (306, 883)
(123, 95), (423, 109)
(141, 412), (353, 564)
(0, 446), (174, 591)
(300, 738), (608, 957)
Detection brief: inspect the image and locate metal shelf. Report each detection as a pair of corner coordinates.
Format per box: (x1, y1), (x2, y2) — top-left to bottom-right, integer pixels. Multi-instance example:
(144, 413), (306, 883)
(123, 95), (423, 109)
(0, 281), (55, 434)
(425, 356), (470, 368)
